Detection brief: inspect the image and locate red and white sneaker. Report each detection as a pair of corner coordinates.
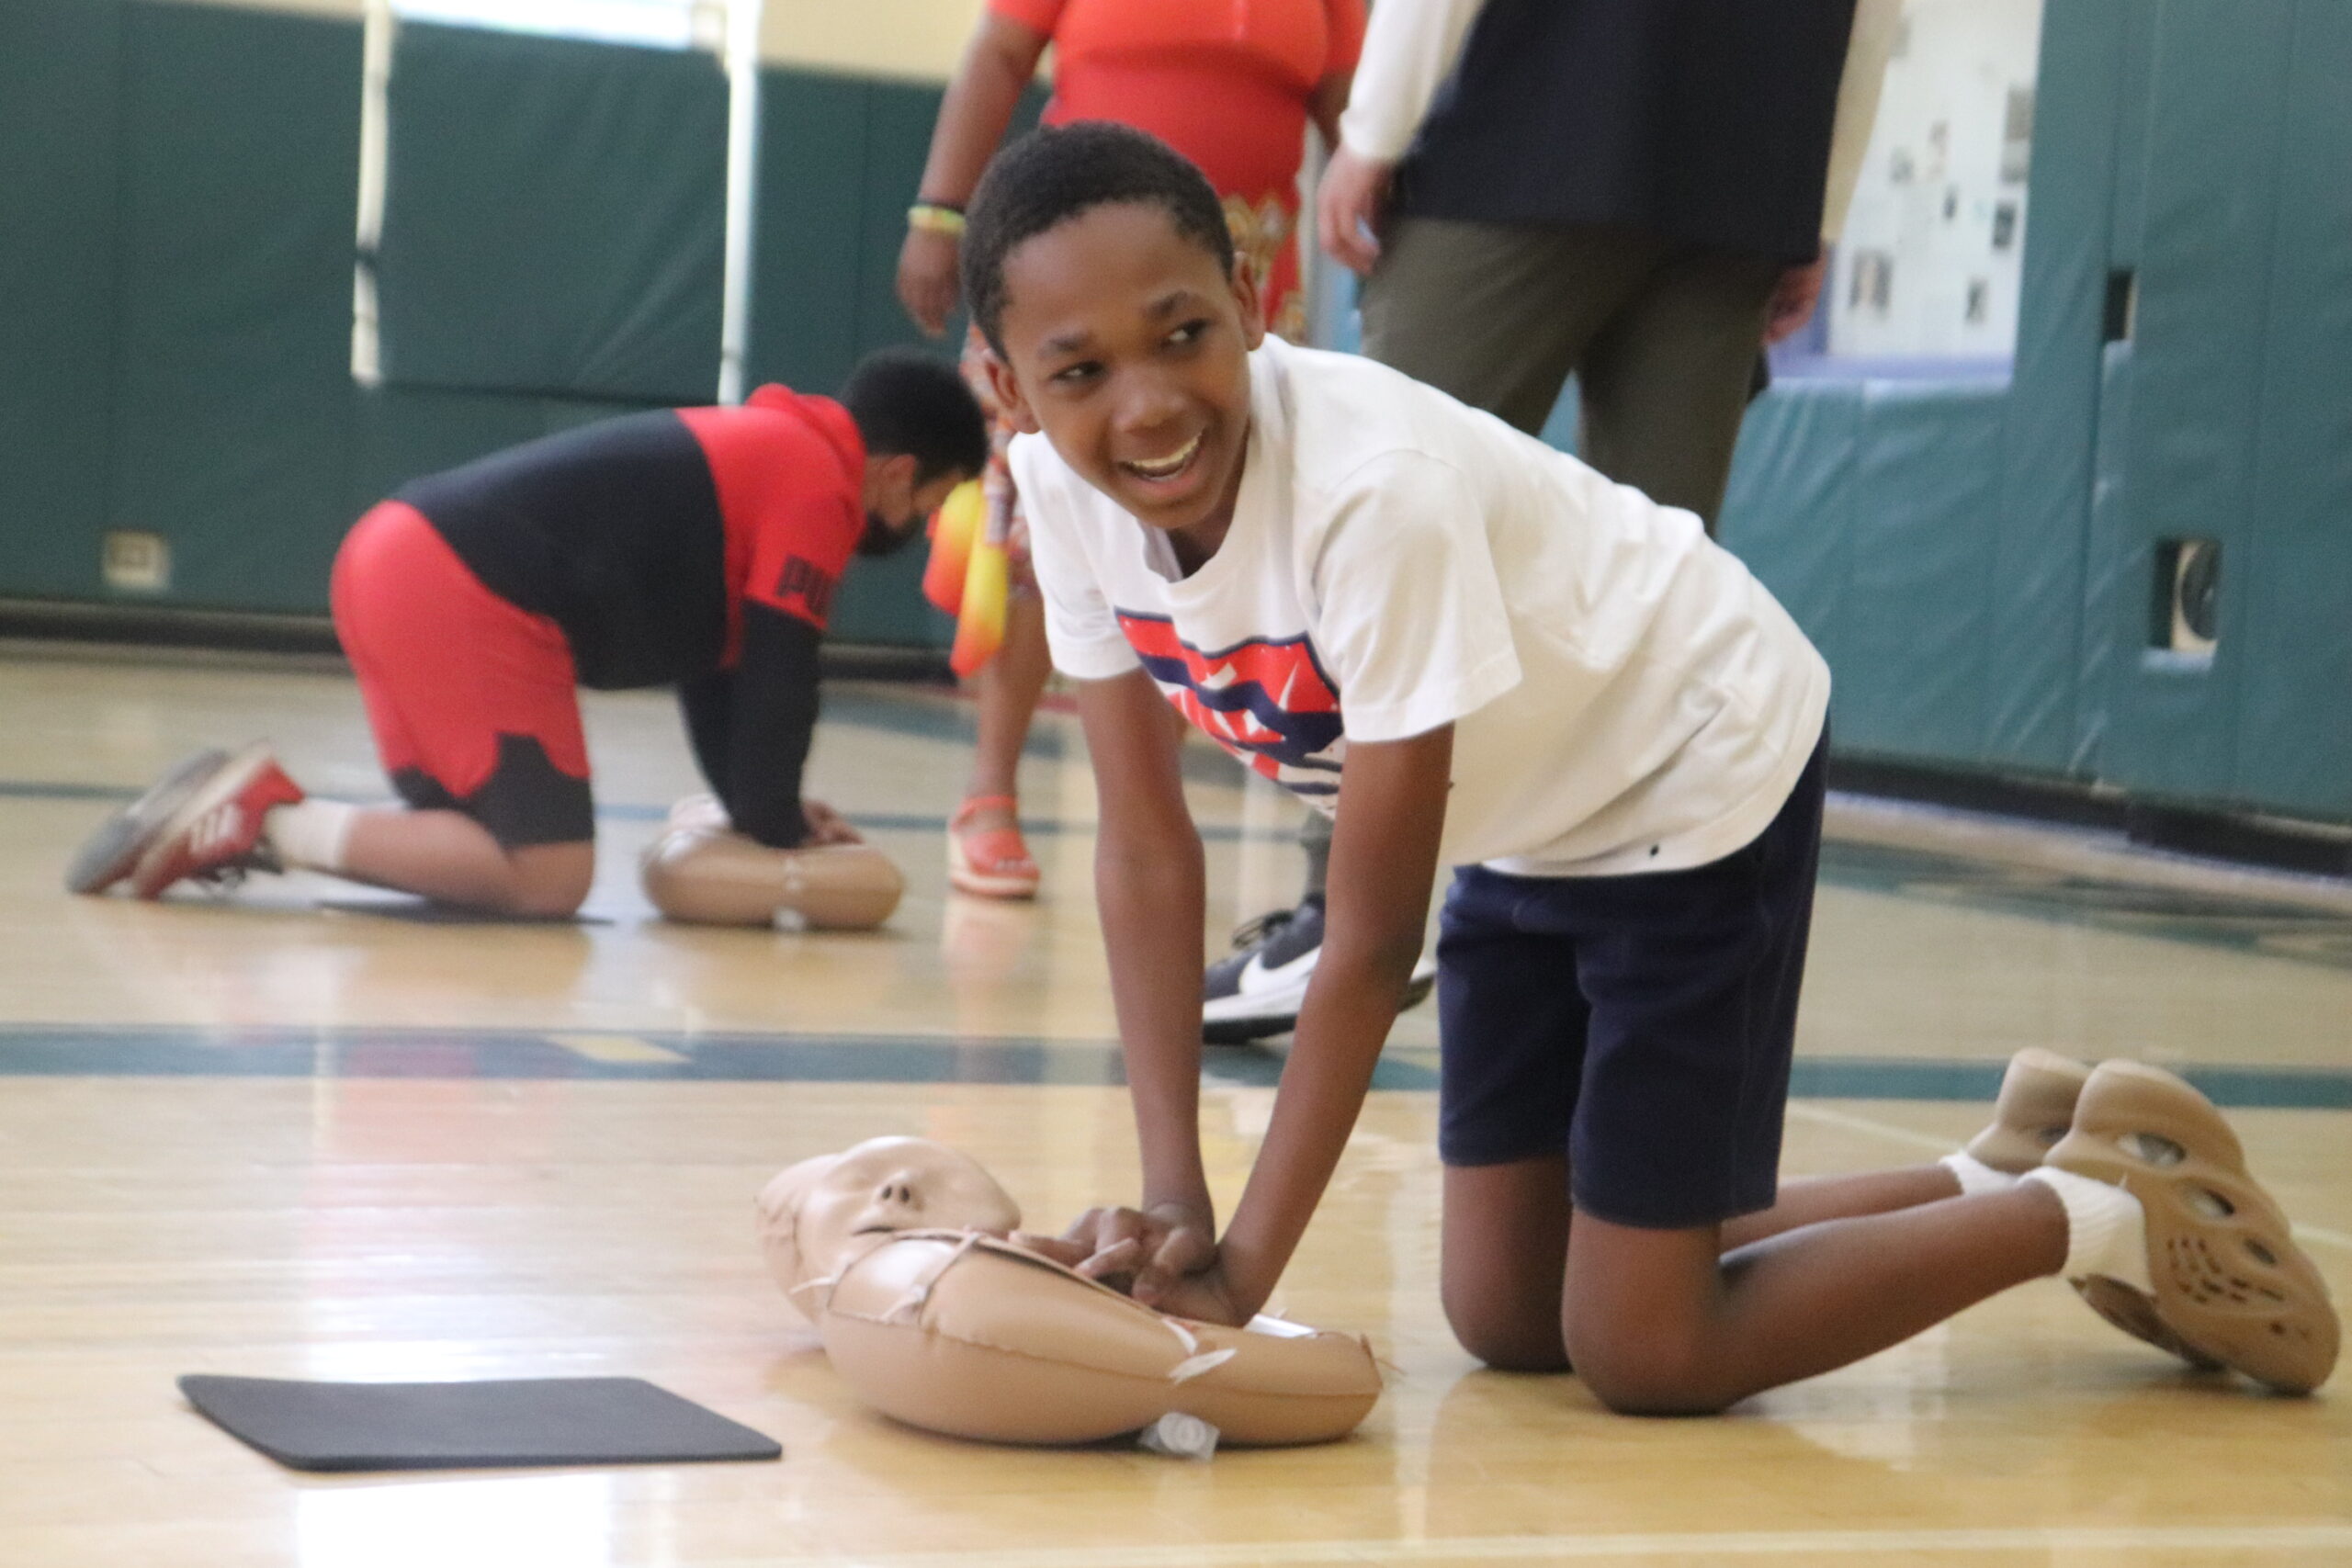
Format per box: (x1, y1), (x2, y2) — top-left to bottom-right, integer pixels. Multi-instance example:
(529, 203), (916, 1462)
(124, 743), (306, 899)
(66, 746), (232, 895)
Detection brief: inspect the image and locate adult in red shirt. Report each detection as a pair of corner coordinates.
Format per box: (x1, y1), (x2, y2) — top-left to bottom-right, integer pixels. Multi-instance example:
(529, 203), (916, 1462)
(70, 351), (985, 919)
(898, 0), (1365, 900)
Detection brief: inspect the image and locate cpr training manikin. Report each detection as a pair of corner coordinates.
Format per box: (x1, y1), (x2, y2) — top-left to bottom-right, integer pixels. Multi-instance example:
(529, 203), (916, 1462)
(756, 1137), (1384, 1448)
(641, 795), (906, 931)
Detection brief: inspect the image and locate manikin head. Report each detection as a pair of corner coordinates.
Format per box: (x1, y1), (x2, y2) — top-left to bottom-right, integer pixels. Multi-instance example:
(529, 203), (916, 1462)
(838, 349), (989, 556)
(756, 1136), (1022, 1304)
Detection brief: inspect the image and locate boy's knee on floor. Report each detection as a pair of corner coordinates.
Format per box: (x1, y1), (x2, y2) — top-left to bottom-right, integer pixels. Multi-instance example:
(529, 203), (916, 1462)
(1560, 1210), (1736, 1413)
(1563, 1318), (1734, 1416)
(1444, 1291), (1570, 1373)
(504, 842), (594, 919)
(507, 885), (588, 919)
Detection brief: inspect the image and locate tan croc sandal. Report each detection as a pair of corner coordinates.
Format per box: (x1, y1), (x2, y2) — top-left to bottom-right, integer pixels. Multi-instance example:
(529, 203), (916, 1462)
(947, 795), (1040, 900)
(1964, 1048), (2092, 1175)
(2046, 1060), (2338, 1394)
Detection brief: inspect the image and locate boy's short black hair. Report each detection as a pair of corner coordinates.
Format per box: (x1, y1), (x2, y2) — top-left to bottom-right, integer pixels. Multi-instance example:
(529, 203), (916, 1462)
(962, 122), (1235, 358)
(838, 348), (988, 482)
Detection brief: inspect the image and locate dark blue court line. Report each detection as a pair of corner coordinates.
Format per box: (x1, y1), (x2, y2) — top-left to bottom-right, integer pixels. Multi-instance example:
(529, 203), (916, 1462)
(0, 1026), (1425, 1091)
(0, 1027), (2347, 1110)
(0, 779), (148, 803)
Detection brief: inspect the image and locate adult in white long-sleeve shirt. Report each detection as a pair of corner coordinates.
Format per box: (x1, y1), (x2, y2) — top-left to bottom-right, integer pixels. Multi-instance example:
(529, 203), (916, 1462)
(1205, 0), (1897, 1043)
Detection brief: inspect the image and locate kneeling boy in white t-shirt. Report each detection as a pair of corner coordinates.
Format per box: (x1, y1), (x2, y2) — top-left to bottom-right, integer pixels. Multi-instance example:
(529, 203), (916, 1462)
(952, 122), (2336, 1407)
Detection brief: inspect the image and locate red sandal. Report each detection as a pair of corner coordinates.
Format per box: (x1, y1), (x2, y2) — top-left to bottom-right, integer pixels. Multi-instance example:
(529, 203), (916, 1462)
(947, 795), (1040, 899)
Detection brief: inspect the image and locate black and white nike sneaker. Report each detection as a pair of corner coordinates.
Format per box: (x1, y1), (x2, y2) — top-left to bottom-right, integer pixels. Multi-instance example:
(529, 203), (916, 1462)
(1202, 897), (1438, 1044)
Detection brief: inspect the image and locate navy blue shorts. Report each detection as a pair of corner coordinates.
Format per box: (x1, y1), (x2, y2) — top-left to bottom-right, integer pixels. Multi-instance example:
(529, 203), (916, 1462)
(1434, 739), (1825, 1229)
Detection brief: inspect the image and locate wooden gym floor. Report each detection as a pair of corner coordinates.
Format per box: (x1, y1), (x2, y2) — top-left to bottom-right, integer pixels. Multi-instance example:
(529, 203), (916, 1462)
(1, 642), (2346, 1566)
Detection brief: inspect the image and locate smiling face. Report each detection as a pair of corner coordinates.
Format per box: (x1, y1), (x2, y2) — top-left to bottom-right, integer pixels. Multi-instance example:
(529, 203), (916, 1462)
(983, 202), (1264, 561)
(755, 1137), (1022, 1296)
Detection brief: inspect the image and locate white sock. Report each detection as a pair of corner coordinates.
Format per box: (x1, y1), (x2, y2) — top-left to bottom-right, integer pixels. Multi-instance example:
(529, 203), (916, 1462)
(2021, 1167), (2154, 1292)
(265, 799), (358, 874)
(1939, 1151), (2018, 1197)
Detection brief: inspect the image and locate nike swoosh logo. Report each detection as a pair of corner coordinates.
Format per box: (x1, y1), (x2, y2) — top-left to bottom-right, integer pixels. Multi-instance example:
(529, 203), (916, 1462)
(1236, 944), (1320, 996)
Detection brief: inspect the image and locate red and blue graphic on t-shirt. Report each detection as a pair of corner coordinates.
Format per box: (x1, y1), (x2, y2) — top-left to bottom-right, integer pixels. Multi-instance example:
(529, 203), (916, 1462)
(1117, 611), (1344, 798)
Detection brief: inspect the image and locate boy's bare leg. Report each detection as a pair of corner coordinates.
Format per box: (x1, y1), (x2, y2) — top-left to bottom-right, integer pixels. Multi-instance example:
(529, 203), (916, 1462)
(1560, 1185), (2068, 1415)
(341, 808), (593, 917)
(1720, 1167), (1965, 1247)
(1444, 1158), (1974, 1371)
(1442, 1161), (1575, 1371)
(960, 589), (1052, 833)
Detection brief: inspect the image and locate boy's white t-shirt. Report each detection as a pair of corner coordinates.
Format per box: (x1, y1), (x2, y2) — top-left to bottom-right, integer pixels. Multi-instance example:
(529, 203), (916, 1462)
(1012, 336), (1831, 877)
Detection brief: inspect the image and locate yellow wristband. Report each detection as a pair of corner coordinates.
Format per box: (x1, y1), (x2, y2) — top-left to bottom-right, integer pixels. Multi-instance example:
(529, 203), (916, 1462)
(907, 203), (967, 237)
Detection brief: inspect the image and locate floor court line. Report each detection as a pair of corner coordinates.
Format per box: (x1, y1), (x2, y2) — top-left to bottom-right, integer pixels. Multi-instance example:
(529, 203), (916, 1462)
(4, 1028), (2350, 1110)
(725, 1523), (2352, 1566)
(544, 1032), (689, 1065)
(1782, 1100), (1961, 1156)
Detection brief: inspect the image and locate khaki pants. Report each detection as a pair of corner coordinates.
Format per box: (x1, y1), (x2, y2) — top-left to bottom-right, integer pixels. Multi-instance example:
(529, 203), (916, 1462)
(1359, 217), (1781, 525)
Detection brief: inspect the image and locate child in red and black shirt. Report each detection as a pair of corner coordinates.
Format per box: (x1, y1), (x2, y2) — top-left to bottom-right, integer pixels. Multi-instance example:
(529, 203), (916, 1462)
(72, 350), (984, 918)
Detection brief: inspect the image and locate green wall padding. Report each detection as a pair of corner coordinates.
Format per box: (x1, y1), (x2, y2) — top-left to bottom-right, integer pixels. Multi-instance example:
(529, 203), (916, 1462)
(0, 0), (123, 599)
(1842, 384), (2006, 763)
(350, 386), (662, 519)
(378, 23), (726, 403)
(105, 1), (362, 614)
(746, 68), (1044, 649)
(1723, 379), (2004, 766)
(831, 79), (960, 648)
(1718, 381), (1860, 679)
(1983, 0), (2123, 773)
(1719, 0), (2351, 824)
(2074, 342), (2134, 779)
(855, 81), (955, 356)
(2103, 1), (2156, 273)
(2094, 0), (2295, 803)
(745, 66), (1046, 393)
(750, 70), (868, 397)
(2230, 0), (2352, 818)
(748, 68), (938, 647)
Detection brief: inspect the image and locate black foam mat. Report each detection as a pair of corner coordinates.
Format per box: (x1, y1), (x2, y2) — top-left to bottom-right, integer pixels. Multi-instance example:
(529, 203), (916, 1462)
(179, 1375), (781, 1472)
